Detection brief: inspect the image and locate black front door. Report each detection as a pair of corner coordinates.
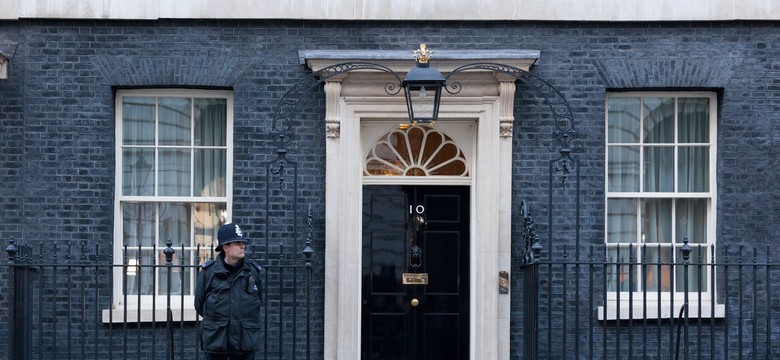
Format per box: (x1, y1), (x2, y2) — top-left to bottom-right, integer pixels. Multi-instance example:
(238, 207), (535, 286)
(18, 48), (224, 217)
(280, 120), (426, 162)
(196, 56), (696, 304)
(361, 185), (470, 360)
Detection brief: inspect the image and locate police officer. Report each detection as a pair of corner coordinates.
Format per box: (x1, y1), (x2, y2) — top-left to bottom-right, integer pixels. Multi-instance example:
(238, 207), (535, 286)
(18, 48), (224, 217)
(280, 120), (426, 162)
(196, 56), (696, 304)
(195, 223), (263, 360)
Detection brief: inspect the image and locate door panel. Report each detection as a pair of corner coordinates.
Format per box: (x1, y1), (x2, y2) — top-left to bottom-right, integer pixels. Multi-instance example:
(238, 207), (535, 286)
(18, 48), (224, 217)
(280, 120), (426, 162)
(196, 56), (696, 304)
(362, 185), (470, 360)
(424, 314), (460, 359)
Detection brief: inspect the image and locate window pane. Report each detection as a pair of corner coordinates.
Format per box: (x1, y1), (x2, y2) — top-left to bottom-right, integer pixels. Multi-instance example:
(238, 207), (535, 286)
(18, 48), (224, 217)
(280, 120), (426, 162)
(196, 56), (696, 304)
(122, 97), (155, 146)
(158, 149), (191, 196)
(195, 149), (226, 197)
(608, 97), (640, 143)
(608, 146), (640, 192)
(642, 246), (672, 292)
(122, 202), (155, 247)
(407, 86), (436, 120)
(364, 126), (468, 177)
(194, 98), (227, 147)
(678, 146), (709, 192)
(122, 148), (155, 196)
(607, 199), (637, 243)
(675, 246), (708, 292)
(199, 248), (216, 265)
(678, 98), (709, 143)
(643, 146), (674, 192)
(642, 199), (672, 244)
(158, 250), (192, 295)
(159, 97), (191, 146)
(607, 246), (635, 291)
(676, 198), (707, 244)
(195, 202), (226, 251)
(125, 249), (154, 295)
(643, 97), (674, 144)
(159, 202), (190, 247)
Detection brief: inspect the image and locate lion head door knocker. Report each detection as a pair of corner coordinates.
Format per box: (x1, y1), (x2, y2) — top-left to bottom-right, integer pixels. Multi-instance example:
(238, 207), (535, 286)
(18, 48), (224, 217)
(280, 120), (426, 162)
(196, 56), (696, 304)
(409, 244), (423, 269)
(408, 206), (427, 269)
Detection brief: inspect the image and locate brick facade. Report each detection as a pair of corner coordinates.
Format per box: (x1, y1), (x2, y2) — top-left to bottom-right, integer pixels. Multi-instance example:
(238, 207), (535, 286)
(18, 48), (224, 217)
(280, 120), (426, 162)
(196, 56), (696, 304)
(1, 19), (778, 359)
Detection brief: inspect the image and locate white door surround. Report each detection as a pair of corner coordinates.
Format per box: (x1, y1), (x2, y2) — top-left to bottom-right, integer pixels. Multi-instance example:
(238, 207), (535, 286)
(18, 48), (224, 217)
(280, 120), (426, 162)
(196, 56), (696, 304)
(299, 49), (540, 360)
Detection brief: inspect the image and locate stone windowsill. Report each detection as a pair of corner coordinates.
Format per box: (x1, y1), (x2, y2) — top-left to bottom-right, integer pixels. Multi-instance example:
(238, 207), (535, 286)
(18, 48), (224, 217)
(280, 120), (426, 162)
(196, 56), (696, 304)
(598, 303), (726, 321)
(102, 307), (199, 323)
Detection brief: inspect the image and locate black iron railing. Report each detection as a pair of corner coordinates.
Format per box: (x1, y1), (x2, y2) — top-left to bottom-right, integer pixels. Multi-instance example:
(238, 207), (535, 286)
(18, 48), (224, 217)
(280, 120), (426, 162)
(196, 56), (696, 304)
(3, 237), (314, 360)
(520, 239), (779, 359)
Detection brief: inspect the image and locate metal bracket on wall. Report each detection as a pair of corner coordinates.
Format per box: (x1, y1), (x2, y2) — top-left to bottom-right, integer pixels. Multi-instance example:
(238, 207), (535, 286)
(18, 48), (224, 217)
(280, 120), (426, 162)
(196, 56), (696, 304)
(499, 271), (509, 294)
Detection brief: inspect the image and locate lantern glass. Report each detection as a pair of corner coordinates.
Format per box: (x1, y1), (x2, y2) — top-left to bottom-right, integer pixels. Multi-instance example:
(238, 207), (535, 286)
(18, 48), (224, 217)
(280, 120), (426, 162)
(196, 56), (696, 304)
(405, 84), (441, 123)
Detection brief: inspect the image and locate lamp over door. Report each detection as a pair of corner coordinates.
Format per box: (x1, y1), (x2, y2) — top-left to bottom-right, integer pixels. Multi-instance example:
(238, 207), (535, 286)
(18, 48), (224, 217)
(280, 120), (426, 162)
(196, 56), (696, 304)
(402, 44), (446, 124)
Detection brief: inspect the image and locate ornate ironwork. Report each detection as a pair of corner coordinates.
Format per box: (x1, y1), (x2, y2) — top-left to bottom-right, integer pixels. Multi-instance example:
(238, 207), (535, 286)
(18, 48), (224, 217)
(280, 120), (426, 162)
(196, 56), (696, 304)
(519, 200), (542, 265)
(268, 62), (404, 188)
(269, 59), (581, 187)
(444, 62), (583, 185)
(271, 62), (403, 135)
(303, 204), (314, 265)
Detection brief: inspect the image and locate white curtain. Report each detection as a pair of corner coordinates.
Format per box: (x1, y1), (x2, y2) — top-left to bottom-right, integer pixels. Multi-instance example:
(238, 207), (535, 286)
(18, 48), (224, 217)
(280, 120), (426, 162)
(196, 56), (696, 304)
(122, 97), (156, 196)
(607, 97), (640, 192)
(194, 98), (227, 197)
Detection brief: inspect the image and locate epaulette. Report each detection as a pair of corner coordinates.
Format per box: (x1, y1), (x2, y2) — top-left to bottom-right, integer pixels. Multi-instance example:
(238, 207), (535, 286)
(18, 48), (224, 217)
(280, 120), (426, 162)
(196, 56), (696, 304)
(247, 259), (264, 273)
(200, 259), (215, 269)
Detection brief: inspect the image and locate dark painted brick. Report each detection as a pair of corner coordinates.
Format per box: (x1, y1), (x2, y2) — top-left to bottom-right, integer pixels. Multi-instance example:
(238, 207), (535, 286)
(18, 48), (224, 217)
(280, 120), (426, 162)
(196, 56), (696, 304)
(0, 19), (779, 359)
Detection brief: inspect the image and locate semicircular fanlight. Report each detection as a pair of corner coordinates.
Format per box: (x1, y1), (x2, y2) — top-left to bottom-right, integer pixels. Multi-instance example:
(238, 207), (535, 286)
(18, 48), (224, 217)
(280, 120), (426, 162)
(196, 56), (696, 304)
(364, 125), (469, 177)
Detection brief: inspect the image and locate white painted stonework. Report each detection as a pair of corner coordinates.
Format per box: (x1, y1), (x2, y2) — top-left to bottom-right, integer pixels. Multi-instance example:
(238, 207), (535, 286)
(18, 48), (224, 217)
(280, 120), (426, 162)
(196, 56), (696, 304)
(304, 49), (537, 360)
(2, 0), (778, 20)
(0, 54), (7, 79)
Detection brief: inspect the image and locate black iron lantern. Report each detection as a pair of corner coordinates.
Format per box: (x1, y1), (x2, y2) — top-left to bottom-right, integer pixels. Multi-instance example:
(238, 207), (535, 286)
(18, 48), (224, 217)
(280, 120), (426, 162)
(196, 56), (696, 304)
(402, 44), (446, 124)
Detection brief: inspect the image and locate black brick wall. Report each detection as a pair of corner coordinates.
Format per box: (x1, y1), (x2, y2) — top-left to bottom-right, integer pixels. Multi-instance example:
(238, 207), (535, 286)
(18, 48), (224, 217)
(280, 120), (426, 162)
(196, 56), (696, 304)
(0, 30), (23, 358)
(1, 19), (779, 359)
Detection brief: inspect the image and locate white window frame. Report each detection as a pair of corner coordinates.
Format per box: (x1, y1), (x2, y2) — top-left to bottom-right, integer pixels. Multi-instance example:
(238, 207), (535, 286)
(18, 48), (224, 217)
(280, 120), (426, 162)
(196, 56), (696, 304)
(105, 89), (233, 323)
(602, 91), (722, 320)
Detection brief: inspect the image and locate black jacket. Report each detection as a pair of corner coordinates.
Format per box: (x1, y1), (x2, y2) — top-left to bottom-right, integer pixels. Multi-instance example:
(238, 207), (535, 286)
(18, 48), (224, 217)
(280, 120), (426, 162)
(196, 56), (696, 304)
(195, 255), (263, 354)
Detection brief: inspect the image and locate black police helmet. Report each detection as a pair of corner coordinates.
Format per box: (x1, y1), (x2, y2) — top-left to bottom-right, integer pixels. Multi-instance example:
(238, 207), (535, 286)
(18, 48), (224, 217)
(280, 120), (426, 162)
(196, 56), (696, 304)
(216, 223), (248, 252)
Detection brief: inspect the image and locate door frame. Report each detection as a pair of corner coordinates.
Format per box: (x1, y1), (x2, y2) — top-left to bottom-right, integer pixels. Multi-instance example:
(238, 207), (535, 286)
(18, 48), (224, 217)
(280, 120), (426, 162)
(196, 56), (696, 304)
(307, 50), (539, 360)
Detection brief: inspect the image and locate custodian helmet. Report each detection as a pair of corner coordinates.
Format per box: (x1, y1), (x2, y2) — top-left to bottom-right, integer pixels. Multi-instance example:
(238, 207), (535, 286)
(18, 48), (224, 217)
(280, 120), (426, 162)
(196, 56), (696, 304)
(216, 223), (248, 252)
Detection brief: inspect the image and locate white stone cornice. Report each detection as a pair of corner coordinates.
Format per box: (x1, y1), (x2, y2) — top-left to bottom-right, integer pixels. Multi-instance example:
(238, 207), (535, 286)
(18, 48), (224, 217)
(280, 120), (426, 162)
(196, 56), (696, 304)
(7, 0), (779, 21)
(299, 49), (540, 74)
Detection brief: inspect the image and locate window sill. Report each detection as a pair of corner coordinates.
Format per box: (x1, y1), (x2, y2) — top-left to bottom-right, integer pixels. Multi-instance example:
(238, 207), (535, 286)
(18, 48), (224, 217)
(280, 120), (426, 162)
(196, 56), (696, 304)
(598, 303), (725, 321)
(101, 307), (199, 324)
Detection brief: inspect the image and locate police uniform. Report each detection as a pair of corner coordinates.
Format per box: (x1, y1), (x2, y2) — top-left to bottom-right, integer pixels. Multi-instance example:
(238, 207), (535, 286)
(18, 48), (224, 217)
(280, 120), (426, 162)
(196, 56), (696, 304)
(195, 223), (263, 359)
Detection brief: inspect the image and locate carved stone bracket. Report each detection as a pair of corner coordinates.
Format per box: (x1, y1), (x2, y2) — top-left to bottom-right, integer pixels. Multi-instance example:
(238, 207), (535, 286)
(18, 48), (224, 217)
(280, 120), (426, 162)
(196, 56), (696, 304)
(324, 80), (342, 138)
(498, 80), (516, 138)
(0, 55), (7, 79)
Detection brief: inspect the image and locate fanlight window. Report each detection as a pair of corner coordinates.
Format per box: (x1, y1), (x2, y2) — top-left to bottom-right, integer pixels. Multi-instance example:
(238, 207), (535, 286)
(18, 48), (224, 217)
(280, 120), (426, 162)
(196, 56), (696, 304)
(364, 125), (469, 176)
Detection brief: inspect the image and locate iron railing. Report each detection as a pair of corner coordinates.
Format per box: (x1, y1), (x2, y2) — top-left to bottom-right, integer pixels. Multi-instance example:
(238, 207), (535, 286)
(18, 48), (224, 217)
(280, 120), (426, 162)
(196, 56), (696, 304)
(3, 238), (314, 360)
(520, 239), (779, 359)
